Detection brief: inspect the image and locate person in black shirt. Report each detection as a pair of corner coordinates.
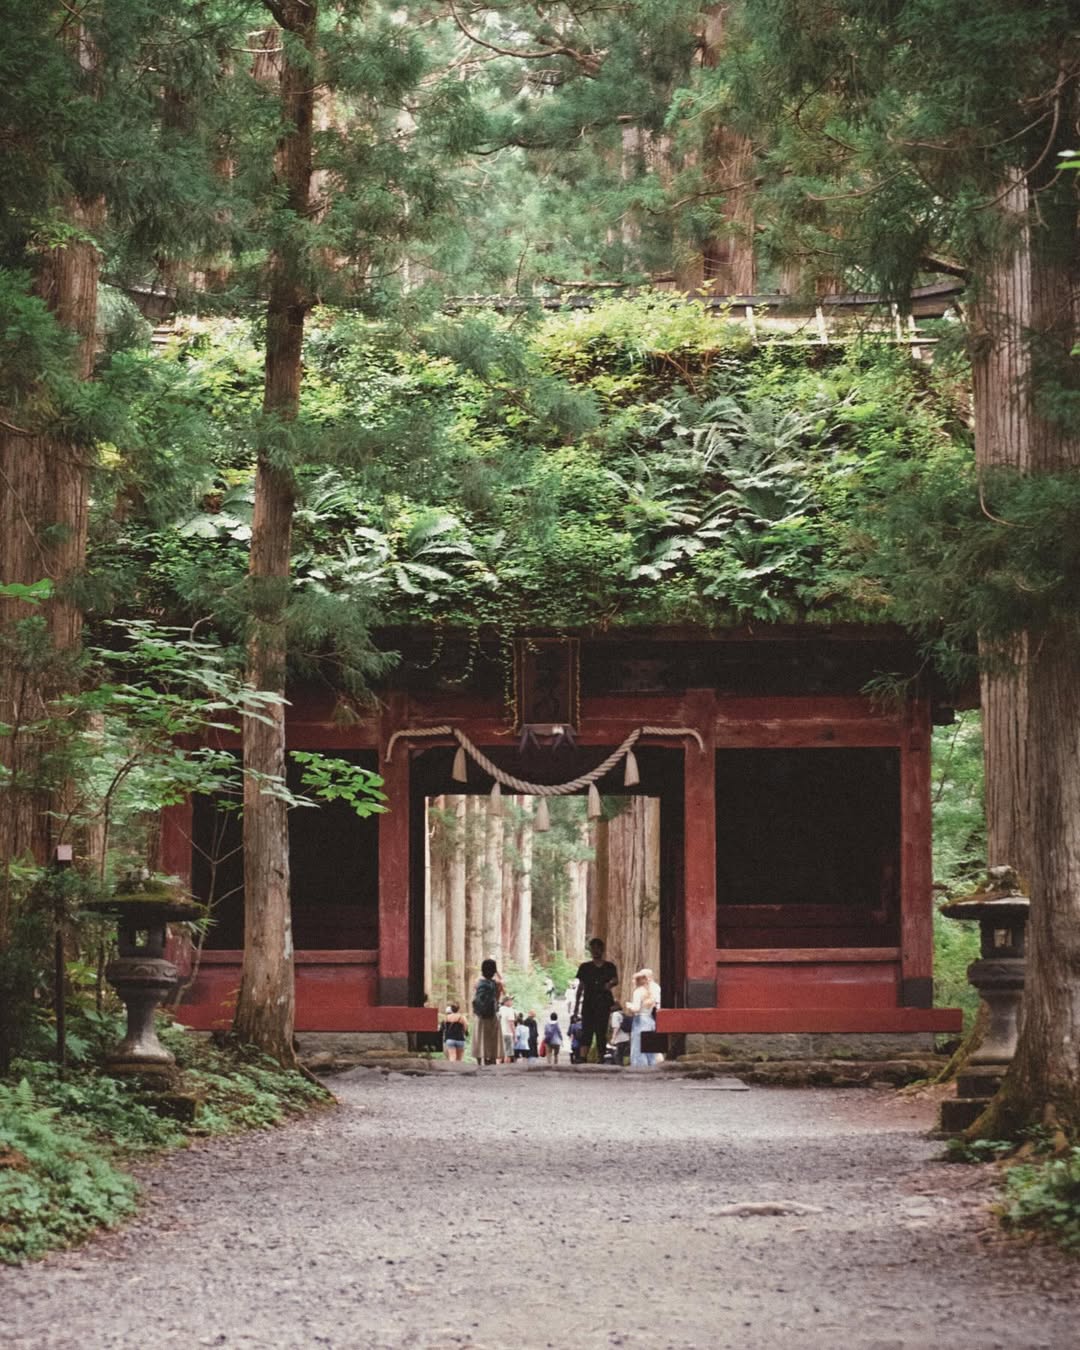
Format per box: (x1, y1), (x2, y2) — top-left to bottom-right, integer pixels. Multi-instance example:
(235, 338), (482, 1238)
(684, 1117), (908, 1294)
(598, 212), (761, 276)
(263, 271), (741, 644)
(572, 938), (618, 1065)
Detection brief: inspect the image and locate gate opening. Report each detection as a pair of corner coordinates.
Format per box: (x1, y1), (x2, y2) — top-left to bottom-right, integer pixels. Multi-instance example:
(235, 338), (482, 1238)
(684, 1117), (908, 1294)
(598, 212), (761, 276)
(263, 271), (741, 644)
(422, 793), (661, 1024)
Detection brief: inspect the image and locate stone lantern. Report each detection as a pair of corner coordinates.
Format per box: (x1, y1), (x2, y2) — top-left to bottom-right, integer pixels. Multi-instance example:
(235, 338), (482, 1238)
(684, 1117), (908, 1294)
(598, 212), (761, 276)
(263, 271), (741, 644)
(86, 872), (204, 1076)
(938, 865), (1030, 1134)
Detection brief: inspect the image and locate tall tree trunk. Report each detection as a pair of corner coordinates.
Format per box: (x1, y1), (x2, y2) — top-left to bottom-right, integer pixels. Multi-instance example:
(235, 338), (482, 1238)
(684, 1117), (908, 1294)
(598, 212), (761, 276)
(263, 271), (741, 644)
(448, 795), (467, 1002)
(566, 815), (589, 960)
(233, 0), (317, 1065)
(464, 795), (483, 995)
(971, 172), (1032, 877)
(676, 8), (756, 295)
(593, 798), (661, 1004)
(586, 814), (610, 951)
(501, 799), (516, 958)
(482, 799), (503, 965)
(984, 148), (1080, 1135)
(514, 799), (534, 970)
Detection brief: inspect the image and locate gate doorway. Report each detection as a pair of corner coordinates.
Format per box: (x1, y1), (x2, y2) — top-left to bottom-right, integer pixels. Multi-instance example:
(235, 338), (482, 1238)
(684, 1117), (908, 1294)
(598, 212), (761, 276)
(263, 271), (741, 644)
(421, 794), (661, 1017)
(407, 747), (684, 1017)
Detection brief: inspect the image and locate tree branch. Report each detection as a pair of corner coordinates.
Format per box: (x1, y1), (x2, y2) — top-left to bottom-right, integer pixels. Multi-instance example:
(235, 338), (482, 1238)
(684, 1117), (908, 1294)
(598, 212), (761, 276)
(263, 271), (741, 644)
(447, 0), (602, 77)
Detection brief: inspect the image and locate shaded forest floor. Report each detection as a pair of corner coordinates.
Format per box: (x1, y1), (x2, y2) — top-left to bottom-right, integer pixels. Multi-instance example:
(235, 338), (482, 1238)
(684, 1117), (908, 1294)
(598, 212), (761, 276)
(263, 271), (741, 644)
(3, 1071), (1079, 1348)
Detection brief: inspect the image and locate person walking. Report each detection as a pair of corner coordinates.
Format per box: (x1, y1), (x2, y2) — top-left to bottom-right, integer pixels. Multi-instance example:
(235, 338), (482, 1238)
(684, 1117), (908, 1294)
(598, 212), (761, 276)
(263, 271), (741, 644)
(441, 1003), (468, 1062)
(472, 959), (504, 1066)
(572, 938), (618, 1065)
(513, 1018), (531, 1061)
(542, 1012), (563, 1065)
(525, 1010), (539, 1059)
(627, 968), (659, 1068)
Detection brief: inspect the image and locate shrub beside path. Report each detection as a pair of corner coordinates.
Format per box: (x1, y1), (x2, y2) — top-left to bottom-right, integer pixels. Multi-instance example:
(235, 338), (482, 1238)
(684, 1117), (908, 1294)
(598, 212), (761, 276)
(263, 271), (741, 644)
(3, 1070), (1080, 1349)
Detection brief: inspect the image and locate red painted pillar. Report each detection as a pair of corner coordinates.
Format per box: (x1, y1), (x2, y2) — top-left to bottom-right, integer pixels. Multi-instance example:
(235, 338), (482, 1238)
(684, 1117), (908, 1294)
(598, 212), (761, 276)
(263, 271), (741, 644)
(377, 694), (411, 1005)
(160, 800), (193, 883)
(899, 698), (934, 1007)
(682, 690), (717, 1008)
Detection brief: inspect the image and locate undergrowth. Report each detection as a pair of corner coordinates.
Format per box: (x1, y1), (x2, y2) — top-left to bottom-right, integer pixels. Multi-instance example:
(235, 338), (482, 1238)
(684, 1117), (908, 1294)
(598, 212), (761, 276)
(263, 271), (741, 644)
(947, 1126), (1080, 1255)
(0, 1017), (330, 1264)
(1002, 1149), (1080, 1254)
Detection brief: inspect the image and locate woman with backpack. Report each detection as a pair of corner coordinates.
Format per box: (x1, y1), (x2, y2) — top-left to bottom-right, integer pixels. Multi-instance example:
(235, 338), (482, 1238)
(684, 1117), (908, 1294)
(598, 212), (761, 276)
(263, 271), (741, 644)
(471, 958), (504, 1066)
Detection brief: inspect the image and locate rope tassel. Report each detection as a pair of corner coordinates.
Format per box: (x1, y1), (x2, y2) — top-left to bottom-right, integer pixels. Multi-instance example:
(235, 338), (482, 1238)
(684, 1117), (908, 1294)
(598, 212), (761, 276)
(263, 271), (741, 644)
(623, 749), (640, 787)
(452, 745), (468, 783)
(587, 782), (602, 819)
(534, 797), (551, 832)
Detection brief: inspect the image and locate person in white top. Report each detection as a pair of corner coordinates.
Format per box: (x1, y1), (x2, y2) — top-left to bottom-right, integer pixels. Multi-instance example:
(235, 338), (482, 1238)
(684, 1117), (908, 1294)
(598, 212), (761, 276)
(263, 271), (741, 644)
(608, 1004), (631, 1066)
(497, 998), (517, 1064)
(626, 968), (660, 1067)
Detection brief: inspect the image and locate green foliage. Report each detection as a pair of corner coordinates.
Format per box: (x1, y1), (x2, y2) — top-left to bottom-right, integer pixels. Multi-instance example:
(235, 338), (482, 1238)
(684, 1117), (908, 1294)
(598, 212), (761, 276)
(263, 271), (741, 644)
(0, 1025), (329, 1264)
(289, 752), (387, 818)
(931, 715), (986, 894)
(944, 1136), (1014, 1165)
(541, 951), (577, 997)
(499, 959), (549, 1018)
(0, 1077), (138, 1264)
(100, 298), (974, 643)
(1002, 1149), (1080, 1252)
(929, 713), (986, 1029)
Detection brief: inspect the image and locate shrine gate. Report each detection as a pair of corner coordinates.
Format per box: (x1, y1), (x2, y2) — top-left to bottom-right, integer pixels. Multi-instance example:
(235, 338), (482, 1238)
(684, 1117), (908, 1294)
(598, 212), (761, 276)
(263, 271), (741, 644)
(166, 627), (963, 1047)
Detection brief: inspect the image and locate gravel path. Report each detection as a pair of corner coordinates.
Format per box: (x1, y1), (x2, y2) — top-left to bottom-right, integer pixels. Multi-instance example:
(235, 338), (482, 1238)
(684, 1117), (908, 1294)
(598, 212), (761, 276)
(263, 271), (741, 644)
(3, 1066), (1080, 1349)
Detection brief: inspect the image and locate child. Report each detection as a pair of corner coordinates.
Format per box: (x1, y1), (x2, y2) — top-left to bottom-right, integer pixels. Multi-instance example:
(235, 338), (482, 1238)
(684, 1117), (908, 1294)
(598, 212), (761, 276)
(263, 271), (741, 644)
(542, 1011), (563, 1066)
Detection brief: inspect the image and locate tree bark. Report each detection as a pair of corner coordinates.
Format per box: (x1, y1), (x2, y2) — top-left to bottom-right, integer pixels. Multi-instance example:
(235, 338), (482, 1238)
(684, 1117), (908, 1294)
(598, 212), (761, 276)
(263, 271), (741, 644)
(565, 814), (590, 960)
(233, 0), (317, 1065)
(448, 795), (467, 1002)
(0, 191), (100, 980)
(514, 798), (534, 970)
(464, 795), (483, 995)
(973, 141), (1080, 1136)
(971, 171), (1032, 878)
(482, 798), (503, 965)
(676, 9), (756, 295)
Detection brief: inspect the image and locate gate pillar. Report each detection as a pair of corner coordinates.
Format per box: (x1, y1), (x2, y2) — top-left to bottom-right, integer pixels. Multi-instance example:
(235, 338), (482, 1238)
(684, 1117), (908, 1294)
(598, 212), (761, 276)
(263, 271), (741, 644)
(682, 690), (717, 1008)
(377, 694), (411, 1005)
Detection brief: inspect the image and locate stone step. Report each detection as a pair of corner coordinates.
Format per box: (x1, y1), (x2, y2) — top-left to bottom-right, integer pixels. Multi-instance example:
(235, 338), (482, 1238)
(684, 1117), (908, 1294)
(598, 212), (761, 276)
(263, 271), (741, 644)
(938, 1095), (993, 1135)
(956, 1067), (1005, 1098)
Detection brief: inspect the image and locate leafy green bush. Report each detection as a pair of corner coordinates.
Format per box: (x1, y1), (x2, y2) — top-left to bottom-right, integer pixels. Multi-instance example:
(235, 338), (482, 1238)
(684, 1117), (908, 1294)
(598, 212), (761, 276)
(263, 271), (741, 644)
(0, 1027), (329, 1264)
(0, 1079), (138, 1263)
(1003, 1149), (1080, 1251)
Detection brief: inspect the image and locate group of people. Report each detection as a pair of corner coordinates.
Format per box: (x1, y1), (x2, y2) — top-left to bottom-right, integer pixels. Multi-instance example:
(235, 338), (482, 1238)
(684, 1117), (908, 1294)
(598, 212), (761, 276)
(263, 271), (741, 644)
(442, 938), (660, 1069)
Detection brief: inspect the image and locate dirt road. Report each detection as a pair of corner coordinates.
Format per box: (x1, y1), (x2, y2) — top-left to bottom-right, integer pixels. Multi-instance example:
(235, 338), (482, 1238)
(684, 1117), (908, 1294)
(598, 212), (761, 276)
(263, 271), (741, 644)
(3, 1067), (1079, 1349)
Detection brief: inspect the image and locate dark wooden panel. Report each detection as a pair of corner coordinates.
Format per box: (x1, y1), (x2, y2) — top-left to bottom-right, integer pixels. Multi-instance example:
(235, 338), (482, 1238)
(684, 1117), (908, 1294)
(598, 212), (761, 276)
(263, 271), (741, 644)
(658, 1007), (963, 1033)
(715, 947), (900, 964)
(719, 904), (890, 928)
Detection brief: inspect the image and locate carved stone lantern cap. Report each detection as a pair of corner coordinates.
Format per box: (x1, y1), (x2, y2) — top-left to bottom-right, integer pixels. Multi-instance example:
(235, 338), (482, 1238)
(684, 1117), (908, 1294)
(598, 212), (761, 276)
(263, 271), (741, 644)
(939, 864), (1030, 924)
(83, 869), (204, 924)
